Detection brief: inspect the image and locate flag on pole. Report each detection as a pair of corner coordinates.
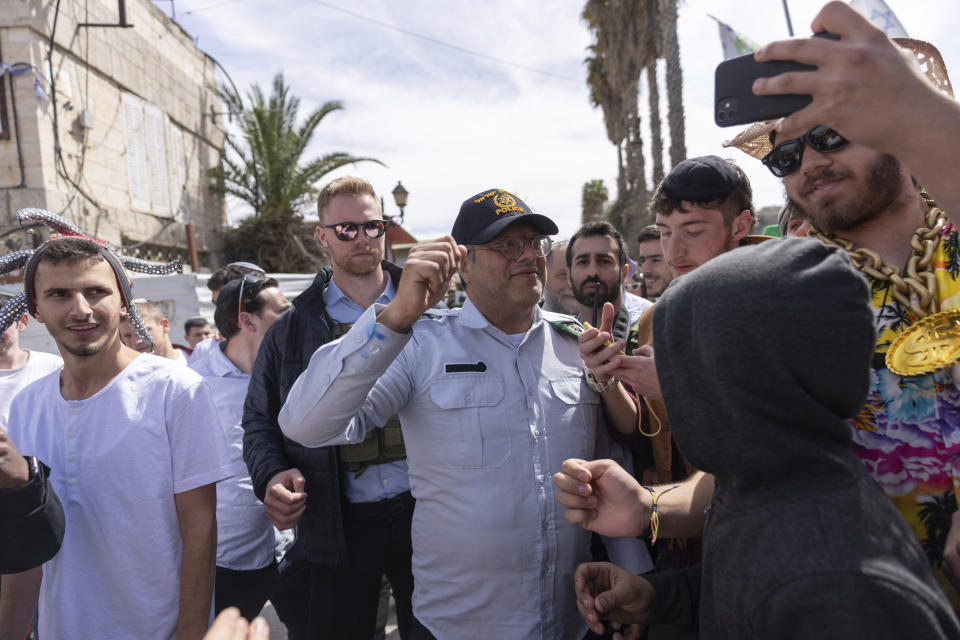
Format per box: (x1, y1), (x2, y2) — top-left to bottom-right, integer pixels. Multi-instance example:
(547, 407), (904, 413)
(708, 15), (762, 60)
(848, 0), (909, 37)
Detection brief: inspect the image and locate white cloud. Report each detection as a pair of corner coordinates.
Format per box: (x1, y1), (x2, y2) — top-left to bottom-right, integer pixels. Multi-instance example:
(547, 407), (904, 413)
(165, 0), (960, 244)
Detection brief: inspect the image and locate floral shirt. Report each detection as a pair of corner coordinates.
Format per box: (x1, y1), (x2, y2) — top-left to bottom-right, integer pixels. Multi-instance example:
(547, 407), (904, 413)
(848, 221), (960, 608)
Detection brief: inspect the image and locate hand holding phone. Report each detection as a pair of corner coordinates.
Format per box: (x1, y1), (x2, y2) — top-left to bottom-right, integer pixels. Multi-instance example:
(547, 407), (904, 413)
(714, 32), (839, 127)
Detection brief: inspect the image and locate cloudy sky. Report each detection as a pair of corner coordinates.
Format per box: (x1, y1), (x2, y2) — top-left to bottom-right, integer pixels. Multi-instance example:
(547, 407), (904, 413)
(154, 0), (960, 241)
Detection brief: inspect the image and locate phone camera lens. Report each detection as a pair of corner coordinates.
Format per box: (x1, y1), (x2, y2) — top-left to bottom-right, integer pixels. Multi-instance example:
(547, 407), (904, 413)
(718, 111), (726, 121)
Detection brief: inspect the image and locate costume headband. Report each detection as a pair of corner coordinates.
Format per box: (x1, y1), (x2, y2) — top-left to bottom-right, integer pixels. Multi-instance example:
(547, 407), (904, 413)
(0, 208), (181, 345)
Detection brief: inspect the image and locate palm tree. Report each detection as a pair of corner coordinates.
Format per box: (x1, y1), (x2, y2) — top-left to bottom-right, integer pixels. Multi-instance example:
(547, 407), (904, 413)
(646, 58), (664, 188)
(582, 0), (656, 247)
(210, 73), (381, 271)
(659, 0), (686, 167)
(582, 180), (610, 223)
(210, 73), (381, 219)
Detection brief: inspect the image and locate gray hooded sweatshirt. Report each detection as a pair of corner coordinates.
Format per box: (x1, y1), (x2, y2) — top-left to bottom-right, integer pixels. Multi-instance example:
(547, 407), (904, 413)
(647, 237), (960, 639)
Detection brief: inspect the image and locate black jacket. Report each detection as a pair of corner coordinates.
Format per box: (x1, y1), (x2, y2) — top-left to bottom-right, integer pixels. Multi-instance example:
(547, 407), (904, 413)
(242, 262), (403, 566)
(0, 458), (65, 573)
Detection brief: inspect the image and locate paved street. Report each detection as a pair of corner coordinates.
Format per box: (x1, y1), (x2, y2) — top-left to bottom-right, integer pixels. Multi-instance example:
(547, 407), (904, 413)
(259, 595), (400, 639)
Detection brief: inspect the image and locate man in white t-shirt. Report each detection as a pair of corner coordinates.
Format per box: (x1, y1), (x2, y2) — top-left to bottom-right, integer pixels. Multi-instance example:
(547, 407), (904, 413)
(119, 300), (189, 366)
(0, 236), (232, 640)
(190, 275), (295, 624)
(0, 291), (62, 431)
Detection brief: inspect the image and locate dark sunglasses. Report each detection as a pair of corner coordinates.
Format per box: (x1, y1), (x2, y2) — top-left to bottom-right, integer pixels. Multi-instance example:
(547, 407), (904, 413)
(761, 125), (849, 178)
(321, 219), (389, 241)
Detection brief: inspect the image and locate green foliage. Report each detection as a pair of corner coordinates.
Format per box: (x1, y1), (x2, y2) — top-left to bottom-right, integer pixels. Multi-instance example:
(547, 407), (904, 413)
(209, 73), (382, 220)
(222, 211), (329, 273)
(582, 179), (609, 203)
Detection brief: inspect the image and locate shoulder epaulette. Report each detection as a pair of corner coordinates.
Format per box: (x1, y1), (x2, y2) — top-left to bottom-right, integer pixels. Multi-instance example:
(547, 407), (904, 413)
(421, 308), (456, 321)
(543, 312), (586, 340)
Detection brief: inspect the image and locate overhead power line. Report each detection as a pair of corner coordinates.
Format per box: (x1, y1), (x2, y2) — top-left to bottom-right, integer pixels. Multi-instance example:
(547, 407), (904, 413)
(307, 0), (581, 83)
(176, 0), (582, 84)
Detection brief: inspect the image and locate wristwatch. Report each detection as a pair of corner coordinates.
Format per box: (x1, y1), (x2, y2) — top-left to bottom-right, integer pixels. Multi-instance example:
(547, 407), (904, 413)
(585, 369), (619, 393)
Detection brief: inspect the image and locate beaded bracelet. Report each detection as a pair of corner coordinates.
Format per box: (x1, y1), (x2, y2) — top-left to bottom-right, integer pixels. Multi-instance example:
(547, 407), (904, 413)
(641, 484), (680, 544)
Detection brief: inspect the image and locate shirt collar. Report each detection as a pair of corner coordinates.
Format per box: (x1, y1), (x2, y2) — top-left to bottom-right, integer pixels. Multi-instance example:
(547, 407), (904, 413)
(459, 297), (544, 334)
(207, 341), (245, 378)
(324, 275), (396, 309)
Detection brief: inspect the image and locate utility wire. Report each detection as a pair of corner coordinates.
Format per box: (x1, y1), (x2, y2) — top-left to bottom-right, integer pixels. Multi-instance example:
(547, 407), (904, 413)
(176, 0), (582, 84)
(181, 0), (248, 16)
(306, 0), (581, 83)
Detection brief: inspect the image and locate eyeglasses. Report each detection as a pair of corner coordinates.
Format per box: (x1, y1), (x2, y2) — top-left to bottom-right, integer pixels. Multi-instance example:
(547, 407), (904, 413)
(321, 220), (389, 241)
(762, 125), (849, 178)
(476, 235), (553, 260)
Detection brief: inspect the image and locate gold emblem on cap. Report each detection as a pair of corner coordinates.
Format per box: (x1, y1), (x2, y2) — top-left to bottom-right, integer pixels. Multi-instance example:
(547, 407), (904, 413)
(886, 310), (960, 377)
(493, 192), (517, 210)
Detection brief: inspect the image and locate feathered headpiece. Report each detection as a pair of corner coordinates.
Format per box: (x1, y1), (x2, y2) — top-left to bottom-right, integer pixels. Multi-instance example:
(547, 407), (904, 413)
(0, 208), (181, 344)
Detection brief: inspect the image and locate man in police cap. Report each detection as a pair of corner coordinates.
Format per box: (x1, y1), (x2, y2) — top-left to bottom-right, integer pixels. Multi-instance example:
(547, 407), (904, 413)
(278, 188), (637, 640)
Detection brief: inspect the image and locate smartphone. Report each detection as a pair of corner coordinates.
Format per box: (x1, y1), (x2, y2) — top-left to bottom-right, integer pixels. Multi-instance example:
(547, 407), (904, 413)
(714, 32), (838, 127)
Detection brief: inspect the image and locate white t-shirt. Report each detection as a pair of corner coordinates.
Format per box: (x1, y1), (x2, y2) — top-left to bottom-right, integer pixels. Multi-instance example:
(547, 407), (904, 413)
(7, 354), (233, 640)
(0, 350), (62, 431)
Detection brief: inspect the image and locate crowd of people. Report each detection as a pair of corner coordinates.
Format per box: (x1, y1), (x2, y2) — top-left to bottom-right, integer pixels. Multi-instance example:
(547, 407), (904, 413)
(1, 2), (960, 639)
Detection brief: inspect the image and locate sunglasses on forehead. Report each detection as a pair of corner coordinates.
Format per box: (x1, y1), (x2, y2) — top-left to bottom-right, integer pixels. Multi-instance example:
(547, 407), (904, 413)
(762, 125), (849, 178)
(321, 219), (389, 242)
(236, 273), (267, 325)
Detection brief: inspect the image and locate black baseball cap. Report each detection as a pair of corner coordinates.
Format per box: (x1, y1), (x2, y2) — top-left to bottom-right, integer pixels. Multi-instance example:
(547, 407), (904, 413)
(661, 156), (740, 203)
(452, 188), (558, 245)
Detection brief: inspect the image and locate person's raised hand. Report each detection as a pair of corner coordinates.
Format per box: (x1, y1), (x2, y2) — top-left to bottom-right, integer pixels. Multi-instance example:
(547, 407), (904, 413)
(554, 458), (648, 538)
(264, 468), (307, 530)
(609, 344), (662, 402)
(0, 431), (29, 489)
(575, 562), (653, 639)
(378, 237), (466, 333)
(752, 1), (940, 157)
(203, 607), (270, 640)
(579, 302), (624, 383)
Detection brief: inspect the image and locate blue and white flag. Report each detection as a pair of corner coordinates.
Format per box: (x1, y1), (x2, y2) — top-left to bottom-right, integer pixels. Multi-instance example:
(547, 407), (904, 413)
(848, 0), (909, 37)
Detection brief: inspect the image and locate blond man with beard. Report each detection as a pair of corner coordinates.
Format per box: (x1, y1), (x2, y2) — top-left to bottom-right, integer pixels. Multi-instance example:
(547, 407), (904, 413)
(242, 176), (414, 638)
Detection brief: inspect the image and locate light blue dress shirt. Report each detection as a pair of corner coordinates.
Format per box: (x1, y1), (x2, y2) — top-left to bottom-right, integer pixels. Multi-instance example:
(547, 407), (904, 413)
(279, 299), (603, 639)
(190, 344), (276, 570)
(322, 276), (411, 503)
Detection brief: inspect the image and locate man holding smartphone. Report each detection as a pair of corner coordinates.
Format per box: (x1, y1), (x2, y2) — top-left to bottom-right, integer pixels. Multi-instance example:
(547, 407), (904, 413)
(726, 0), (960, 612)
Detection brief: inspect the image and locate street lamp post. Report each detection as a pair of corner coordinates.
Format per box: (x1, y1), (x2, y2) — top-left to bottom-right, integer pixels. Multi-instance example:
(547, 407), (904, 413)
(391, 181), (408, 225)
(384, 181), (409, 262)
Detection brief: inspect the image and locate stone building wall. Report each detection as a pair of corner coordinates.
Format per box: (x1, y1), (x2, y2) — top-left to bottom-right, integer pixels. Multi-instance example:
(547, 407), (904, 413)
(0, 0), (226, 269)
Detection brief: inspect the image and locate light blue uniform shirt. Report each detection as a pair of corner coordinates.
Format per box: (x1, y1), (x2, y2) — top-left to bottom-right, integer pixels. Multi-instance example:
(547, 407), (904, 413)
(323, 276), (411, 503)
(279, 299), (602, 640)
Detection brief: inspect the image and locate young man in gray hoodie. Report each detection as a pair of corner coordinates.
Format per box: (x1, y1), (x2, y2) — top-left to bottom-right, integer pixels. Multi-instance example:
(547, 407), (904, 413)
(570, 238), (960, 639)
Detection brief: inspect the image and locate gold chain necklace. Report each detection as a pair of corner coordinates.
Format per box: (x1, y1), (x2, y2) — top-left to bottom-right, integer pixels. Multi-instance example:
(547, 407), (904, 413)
(809, 200), (944, 318)
(809, 199), (960, 377)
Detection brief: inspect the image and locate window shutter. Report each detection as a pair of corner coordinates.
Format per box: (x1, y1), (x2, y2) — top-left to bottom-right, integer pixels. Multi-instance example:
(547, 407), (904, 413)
(144, 104), (170, 216)
(122, 93), (150, 211)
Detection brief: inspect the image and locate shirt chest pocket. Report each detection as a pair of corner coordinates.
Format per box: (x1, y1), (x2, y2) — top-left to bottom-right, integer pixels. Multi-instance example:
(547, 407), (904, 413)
(547, 376), (600, 461)
(429, 376), (511, 469)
